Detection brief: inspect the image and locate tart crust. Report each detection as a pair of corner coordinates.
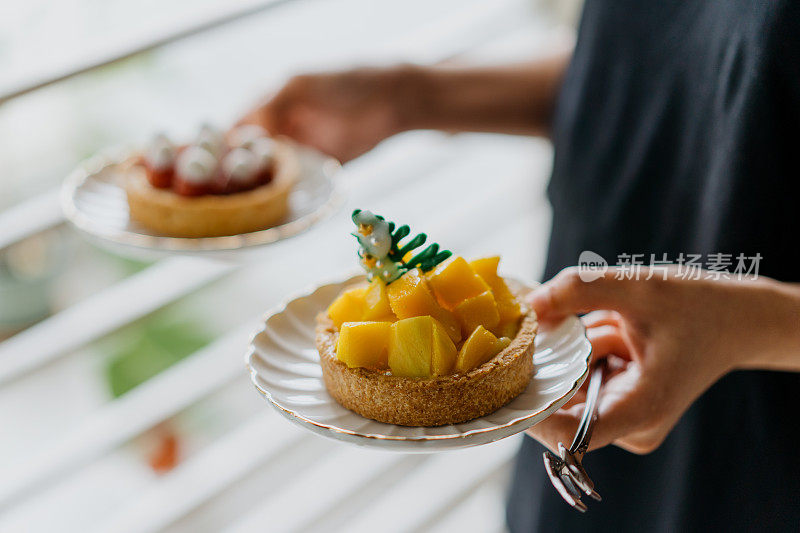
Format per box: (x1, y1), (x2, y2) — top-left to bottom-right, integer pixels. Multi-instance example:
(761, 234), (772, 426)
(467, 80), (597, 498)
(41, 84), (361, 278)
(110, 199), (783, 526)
(124, 141), (299, 238)
(316, 286), (537, 427)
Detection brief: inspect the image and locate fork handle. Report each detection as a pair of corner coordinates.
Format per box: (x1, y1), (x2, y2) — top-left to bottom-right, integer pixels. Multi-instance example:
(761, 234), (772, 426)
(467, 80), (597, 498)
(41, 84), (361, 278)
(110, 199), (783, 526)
(569, 358), (607, 459)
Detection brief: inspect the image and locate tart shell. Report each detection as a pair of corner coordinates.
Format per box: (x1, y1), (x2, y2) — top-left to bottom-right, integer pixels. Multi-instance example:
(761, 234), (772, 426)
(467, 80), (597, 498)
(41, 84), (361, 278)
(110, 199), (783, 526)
(316, 287), (538, 427)
(124, 141), (299, 238)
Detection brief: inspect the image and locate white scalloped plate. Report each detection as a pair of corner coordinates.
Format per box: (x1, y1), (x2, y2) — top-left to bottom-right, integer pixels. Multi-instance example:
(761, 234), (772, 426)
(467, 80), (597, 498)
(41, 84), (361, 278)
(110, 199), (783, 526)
(61, 143), (342, 260)
(246, 275), (592, 452)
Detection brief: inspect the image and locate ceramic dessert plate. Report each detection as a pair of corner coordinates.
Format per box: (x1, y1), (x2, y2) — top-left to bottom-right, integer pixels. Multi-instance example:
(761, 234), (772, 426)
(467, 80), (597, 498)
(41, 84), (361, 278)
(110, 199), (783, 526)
(61, 143), (342, 257)
(246, 274), (593, 452)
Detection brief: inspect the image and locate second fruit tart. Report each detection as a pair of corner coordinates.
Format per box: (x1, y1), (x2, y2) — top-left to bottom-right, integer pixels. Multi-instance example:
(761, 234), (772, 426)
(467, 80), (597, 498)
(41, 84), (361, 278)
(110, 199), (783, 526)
(124, 124), (299, 238)
(316, 210), (538, 426)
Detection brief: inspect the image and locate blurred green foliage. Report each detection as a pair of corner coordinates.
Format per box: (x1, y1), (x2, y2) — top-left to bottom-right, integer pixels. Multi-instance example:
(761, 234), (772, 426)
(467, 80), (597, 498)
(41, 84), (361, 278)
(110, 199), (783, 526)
(105, 314), (212, 397)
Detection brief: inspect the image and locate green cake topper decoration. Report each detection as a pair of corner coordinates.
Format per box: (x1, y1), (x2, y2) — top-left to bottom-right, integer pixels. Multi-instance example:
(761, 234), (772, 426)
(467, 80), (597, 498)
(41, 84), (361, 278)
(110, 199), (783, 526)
(351, 209), (452, 283)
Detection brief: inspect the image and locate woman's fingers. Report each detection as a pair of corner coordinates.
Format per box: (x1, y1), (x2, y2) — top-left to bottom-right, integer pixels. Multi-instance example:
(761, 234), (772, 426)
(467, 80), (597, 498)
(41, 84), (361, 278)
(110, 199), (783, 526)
(236, 80), (301, 134)
(527, 323), (645, 453)
(527, 373), (648, 453)
(527, 267), (638, 321)
(581, 310), (623, 329)
(588, 363), (651, 450)
(525, 405), (584, 452)
(257, 94), (295, 137)
(560, 387), (587, 410)
(586, 325), (631, 360)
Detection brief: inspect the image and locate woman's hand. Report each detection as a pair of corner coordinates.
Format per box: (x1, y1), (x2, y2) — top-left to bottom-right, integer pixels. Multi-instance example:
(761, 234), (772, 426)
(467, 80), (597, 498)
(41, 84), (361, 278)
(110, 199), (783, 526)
(238, 54), (572, 161)
(525, 267), (800, 454)
(238, 66), (411, 162)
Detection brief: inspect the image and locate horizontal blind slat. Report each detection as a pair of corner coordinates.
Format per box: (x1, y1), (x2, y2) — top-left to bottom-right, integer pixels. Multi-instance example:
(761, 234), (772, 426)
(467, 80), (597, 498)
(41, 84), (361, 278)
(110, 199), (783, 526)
(346, 437), (520, 533)
(224, 448), (429, 533)
(424, 466), (512, 533)
(0, 257), (233, 383)
(92, 412), (307, 533)
(0, 189), (62, 250)
(0, 321), (256, 509)
(0, 0), (297, 104)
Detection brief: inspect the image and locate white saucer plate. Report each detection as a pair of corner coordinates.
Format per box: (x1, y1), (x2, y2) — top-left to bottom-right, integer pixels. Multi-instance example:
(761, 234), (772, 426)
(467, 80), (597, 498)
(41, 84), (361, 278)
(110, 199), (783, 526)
(61, 144), (342, 259)
(246, 275), (593, 452)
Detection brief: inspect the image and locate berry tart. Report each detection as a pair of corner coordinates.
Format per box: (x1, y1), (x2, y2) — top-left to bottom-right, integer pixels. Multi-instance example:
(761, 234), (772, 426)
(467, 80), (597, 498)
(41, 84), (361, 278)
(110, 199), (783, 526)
(124, 124), (299, 238)
(316, 210), (538, 427)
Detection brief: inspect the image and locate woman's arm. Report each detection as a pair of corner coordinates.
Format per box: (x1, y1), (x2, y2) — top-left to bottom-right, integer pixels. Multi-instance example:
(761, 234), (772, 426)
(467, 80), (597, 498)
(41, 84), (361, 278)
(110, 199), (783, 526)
(238, 51), (571, 162)
(730, 280), (800, 371)
(525, 268), (800, 455)
(396, 56), (571, 136)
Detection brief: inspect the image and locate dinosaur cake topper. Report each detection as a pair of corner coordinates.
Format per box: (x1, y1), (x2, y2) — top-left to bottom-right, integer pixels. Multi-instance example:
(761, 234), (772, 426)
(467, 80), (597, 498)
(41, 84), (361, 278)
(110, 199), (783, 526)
(351, 209), (452, 283)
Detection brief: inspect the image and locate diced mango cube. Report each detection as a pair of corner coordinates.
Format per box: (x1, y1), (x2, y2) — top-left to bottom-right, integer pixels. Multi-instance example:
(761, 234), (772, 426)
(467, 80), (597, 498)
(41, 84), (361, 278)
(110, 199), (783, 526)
(427, 256), (491, 309)
(388, 316), (457, 378)
(388, 317), (430, 378)
(468, 256), (501, 280)
(455, 326), (511, 373)
(328, 285), (367, 329)
(362, 279), (396, 322)
(453, 290), (500, 336)
(336, 321), (392, 369)
(387, 269), (461, 342)
(493, 319), (521, 339)
(469, 256), (522, 324)
(431, 320), (457, 376)
(497, 336), (512, 351)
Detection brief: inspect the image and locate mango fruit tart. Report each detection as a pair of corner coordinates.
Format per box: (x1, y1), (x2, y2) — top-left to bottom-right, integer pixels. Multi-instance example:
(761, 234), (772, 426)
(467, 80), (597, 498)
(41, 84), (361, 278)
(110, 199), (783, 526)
(317, 210), (537, 427)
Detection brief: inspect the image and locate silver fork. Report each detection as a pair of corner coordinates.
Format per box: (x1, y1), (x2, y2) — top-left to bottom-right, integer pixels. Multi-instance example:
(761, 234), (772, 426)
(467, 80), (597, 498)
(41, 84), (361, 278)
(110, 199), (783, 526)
(542, 358), (607, 512)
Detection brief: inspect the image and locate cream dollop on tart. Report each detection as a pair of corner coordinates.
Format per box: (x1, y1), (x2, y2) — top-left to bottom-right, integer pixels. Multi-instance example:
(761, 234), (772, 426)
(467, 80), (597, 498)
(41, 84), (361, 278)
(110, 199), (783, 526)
(144, 133), (176, 170)
(176, 146), (217, 183)
(194, 123), (226, 158)
(228, 124), (269, 149)
(248, 137), (275, 173)
(222, 147), (258, 185)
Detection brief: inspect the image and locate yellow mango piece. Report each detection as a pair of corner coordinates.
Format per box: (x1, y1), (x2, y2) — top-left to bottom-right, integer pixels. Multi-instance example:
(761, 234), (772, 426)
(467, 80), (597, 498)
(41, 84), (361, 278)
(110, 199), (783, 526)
(388, 316), (457, 378)
(453, 290), (500, 336)
(493, 319), (521, 339)
(469, 256), (522, 324)
(427, 256), (491, 309)
(362, 279), (396, 322)
(468, 256), (501, 280)
(387, 269), (461, 342)
(328, 285), (367, 329)
(431, 319), (457, 376)
(497, 336), (512, 351)
(455, 326), (510, 373)
(336, 321), (392, 369)
(388, 317), (431, 378)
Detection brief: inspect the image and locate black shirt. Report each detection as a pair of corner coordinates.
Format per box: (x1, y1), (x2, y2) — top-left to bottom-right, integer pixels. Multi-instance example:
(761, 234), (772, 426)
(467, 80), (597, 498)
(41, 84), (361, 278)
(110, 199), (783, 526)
(506, 1), (800, 531)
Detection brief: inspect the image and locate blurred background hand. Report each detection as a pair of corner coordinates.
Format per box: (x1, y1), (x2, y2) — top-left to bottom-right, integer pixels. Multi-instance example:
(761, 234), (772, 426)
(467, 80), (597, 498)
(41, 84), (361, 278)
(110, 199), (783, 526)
(238, 66), (411, 162)
(237, 56), (570, 163)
